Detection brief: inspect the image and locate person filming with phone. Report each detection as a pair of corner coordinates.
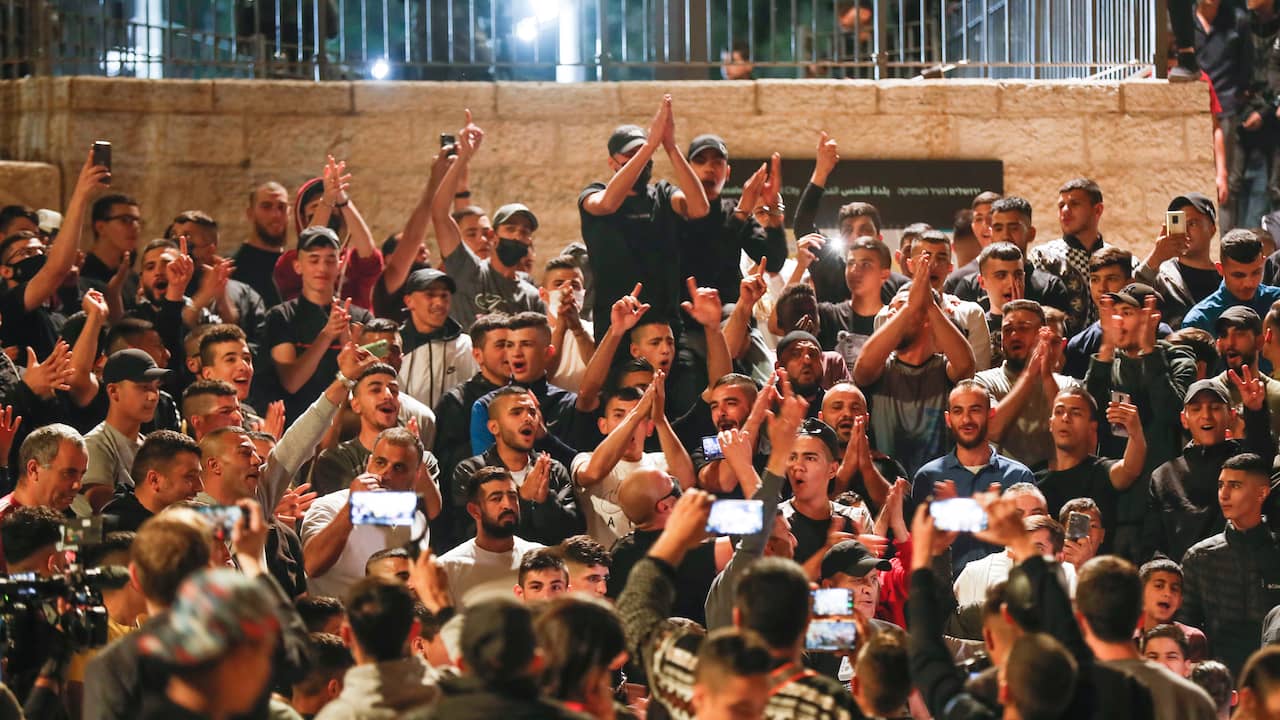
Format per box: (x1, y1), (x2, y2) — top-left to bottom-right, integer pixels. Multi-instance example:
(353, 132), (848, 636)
(301, 426), (440, 599)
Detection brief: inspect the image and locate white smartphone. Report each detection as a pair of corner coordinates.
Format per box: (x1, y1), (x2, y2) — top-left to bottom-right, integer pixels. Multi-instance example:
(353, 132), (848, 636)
(1166, 210), (1186, 236)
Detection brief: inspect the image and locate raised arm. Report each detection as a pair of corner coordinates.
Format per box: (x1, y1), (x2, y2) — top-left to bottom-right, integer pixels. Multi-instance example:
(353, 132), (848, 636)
(1105, 400), (1146, 491)
(988, 329), (1051, 442)
(431, 112), (484, 261)
(724, 259), (766, 360)
(385, 149), (452, 294)
(271, 299), (352, 394)
(576, 283), (649, 412)
(574, 384), (656, 488)
(26, 152), (107, 311)
(660, 98), (710, 221)
(792, 131), (838, 236)
(682, 277), (732, 399)
(581, 98), (667, 217)
(68, 290), (107, 406)
(650, 370), (696, 490)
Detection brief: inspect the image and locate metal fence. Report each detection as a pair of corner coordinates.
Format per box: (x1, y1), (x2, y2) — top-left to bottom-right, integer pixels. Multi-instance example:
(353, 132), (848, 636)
(0, 0), (1161, 81)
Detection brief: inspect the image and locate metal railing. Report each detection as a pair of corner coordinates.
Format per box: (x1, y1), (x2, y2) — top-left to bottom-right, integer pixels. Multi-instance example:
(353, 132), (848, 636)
(0, 0), (1160, 81)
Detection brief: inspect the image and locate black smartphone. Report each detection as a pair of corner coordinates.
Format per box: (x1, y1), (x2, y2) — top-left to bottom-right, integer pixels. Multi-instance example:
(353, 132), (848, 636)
(92, 141), (112, 184)
(1066, 511), (1091, 541)
(440, 133), (457, 156)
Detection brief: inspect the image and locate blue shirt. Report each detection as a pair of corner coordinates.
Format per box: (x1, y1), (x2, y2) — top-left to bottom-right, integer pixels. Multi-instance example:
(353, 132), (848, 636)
(1183, 282), (1280, 333)
(911, 446), (1035, 574)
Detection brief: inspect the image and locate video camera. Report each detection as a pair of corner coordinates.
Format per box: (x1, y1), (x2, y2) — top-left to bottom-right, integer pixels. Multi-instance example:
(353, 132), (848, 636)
(0, 517), (122, 688)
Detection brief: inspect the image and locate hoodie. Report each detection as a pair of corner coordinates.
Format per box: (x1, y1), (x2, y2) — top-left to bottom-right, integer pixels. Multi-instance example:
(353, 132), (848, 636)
(399, 316), (478, 410)
(412, 674), (591, 720)
(314, 656), (442, 720)
(272, 177), (384, 310)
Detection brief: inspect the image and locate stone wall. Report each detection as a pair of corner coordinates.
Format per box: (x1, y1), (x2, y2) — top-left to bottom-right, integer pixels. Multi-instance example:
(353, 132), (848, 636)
(0, 77), (1213, 266)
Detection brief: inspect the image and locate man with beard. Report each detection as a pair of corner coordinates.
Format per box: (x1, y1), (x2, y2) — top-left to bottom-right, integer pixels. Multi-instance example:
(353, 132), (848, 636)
(572, 380), (695, 548)
(126, 239), (190, 358)
(431, 117), (545, 330)
(579, 95), (710, 339)
(676, 134), (787, 306)
(302, 426), (438, 599)
(912, 380), (1034, 572)
(693, 373), (768, 497)
(101, 430), (204, 532)
(309, 363), (410, 497)
(233, 181), (290, 308)
(854, 252), (977, 477)
(1212, 306), (1280, 438)
(773, 330), (828, 414)
(452, 387), (583, 548)
(819, 382), (902, 512)
(1035, 387), (1145, 551)
(437, 466), (546, 609)
(977, 300), (1081, 471)
(779, 418), (872, 564)
(1145, 375), (1276, 562)
(198, 426), (306, 599)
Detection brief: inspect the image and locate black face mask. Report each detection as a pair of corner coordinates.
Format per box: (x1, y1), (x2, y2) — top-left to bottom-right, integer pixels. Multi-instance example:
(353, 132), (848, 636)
(495, 237), (530, 268)
(633, 160), (654, 194)
(7, 254), (45, 282)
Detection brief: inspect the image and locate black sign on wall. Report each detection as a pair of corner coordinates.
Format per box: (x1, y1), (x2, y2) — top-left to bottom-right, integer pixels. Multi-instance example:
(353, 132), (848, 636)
(721, 158), (1004, 232)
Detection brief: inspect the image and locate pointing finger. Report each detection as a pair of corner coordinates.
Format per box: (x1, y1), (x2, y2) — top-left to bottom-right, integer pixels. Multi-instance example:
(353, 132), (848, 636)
(630, 282), (643, 299)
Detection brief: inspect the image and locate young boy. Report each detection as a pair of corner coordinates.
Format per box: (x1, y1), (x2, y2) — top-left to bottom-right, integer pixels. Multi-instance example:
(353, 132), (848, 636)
(1136, 557), (1207, 662)
(540, 256), (595, 393)
(1142, 623), (1193, 678)
(816, 237), (892, 370)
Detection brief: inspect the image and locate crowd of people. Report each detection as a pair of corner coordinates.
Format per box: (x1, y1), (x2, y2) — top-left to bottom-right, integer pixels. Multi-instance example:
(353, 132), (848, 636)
(0, 89), (1278, 720)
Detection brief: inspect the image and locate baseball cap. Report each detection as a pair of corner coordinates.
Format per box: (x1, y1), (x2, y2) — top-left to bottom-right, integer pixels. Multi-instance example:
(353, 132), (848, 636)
(1215, 305), (1263, 335)
(607, 125), (648, 157)
(460, 596), (538, 683)
(298, 225), (341, 252)
(820, 539), (891, 580)
(687, 134), (729, 161)
(492, 203), (539, 232)
(403, 267), (456, 295)
(797, 417), (840, 460)
(139, 568), (279, 667)
(1183, 378), (1230, 405)
(103, 348), (171, 385)
(776, 330), (822, 359)
(1169, 192), (1217, 225)
(1104, 282), (1163, 309)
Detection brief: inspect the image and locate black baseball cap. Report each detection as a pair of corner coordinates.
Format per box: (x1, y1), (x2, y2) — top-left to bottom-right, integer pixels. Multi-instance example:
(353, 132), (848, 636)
(1104, 282), (1163, 310)
(298, 226), (341, 252)
(492, 203), (539, 232)
(797, 417), (840, 460)
(103, 348), (171, 385)
(1169, 192), (1217, 225)
(776, 330), (822, 358)
(687, 134), (728, 161)
(1215, 305), (1263, 335)
(403, 268), (456, 295)
(1183, 378), (1230, 405)
(820, 539), (891, 580)
(607, 125), (647, 157)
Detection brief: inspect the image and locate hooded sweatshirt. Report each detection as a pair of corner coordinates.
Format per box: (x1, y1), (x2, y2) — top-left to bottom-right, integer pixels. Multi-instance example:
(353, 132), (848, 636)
(273, 177), (384, 310)
(314, 656), (442, 720)
(399, 316), (478, 409)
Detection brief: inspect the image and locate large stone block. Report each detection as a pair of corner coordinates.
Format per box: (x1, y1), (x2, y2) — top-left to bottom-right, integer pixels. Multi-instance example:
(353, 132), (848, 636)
(878, 79), (998, 116)
(165, 114), (248, 166)
(65, 112), (167, 163)
(0, 161), (60, 209)
(345, 115), (416, 171)
(245, 115), (355, 168)
(70, 77), (214, 113)
(618, 81), (757, 119)
(998, 81), (1121, 116)
(1121, 80), (1210, 114)
(950, 116), (1087, 167)
(353, 81), (497, 116)
(213, 80), (352, 115)
(496, 82), (621, 119)
(1084, 114), (1187, 166)
(755, 79), (877, 116)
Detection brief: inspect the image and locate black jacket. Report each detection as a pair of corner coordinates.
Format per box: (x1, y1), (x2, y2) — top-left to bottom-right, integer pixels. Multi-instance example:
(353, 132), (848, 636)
(678, 197), (786, 305)
(412, 674), (592, 720)
(450, 445), (584, 548)
(430, 372), (501, 552)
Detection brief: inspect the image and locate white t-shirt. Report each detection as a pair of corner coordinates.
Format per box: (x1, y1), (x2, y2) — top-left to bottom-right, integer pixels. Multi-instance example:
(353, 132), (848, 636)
(548, 322), (594, 394)
(571, 451), (669, 547)
(953, 550), (1078, 607)
(437, 536), (545, 609)
(300, 489), (429, 600)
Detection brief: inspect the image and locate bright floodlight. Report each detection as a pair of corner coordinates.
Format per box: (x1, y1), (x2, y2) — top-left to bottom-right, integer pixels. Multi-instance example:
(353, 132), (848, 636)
(531, 0), (559, 22)
(371, 58), (390, 80)
(516, 17), (539, 43)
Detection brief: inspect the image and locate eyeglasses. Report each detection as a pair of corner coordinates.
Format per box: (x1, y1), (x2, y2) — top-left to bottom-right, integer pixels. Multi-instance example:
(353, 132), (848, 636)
(105, 214), (142, 227)
(656, 476), (682, 510)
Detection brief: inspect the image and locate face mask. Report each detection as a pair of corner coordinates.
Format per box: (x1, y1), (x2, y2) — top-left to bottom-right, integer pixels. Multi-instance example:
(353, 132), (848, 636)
(8, 254), (45, 282)
(495, 237), (530, 268)
(546, 288), (586, 318)
(633, 160), (654, 194)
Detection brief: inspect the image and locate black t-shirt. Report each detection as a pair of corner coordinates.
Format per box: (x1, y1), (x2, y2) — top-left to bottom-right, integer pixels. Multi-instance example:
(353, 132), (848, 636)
(263, 296), (373, 419)
(1035, 455), (1119, 536)
(578, 181), (683, 338)
(100, 492), (154, 533)
(816, 300), (877, 368)
(0, 283), (57, 358)
(1180, 262), (1222, 304)
(232, 244), (283, 308)
(787, 506), (860, 565)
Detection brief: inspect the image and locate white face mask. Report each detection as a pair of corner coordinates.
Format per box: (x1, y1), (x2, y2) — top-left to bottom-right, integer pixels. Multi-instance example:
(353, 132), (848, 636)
(546, 288), (586, 318)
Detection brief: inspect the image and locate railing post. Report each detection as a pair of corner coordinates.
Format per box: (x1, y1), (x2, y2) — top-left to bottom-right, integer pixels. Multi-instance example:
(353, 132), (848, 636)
(874, 0), (890, 79)
(1153, 0), (1169, 79)
(597, 0), (609, 81)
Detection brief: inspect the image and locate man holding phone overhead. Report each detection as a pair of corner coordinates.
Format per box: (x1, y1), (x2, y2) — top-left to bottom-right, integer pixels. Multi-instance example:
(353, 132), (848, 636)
(301, 426), (441, 599)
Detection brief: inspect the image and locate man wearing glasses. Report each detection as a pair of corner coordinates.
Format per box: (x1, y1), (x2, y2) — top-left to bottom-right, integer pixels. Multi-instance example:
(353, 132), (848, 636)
(82, 193), (142, 294)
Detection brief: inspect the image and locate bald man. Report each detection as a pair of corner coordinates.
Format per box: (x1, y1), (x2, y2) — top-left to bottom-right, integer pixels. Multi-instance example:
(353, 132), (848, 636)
(198, 426), (306, 599)
(607, 468), (721, 624)
(818, 382), (904, 511)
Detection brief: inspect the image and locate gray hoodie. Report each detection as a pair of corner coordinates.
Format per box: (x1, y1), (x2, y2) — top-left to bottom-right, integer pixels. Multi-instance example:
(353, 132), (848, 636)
(314, 656), (442, 720)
